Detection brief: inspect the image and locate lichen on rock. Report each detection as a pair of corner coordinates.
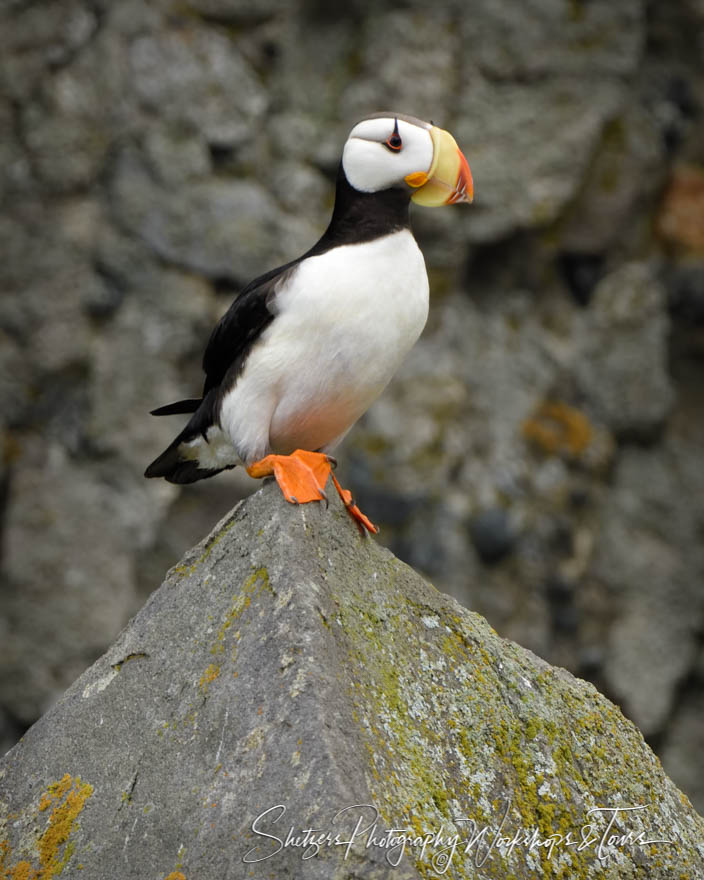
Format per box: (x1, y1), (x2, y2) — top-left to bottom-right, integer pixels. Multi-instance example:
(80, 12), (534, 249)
(1, 483), (702, 879)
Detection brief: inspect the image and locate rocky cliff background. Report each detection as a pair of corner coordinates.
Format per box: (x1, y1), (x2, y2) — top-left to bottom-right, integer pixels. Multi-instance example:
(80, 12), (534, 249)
(1, 0), (703, 811)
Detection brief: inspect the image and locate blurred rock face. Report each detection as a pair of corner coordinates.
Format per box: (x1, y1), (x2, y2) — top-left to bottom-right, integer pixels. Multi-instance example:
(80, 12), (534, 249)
(1, 0), (703, 810)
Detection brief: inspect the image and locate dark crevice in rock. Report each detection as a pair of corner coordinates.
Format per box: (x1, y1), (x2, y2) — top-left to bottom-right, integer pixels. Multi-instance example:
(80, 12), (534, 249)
(557, 251), (605, 307)
(184, 3), (284, 28)
(207, 141), (237, 170)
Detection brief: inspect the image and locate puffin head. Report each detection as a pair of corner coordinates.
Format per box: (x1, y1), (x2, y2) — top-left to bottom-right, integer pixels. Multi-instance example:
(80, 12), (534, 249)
(341, 112), (473, 206)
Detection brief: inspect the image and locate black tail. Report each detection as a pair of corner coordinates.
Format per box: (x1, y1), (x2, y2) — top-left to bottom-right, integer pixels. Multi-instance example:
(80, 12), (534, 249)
(144, 438), (231, 484)
(150, 398), (202, 416)
(144, 392), (235, 484)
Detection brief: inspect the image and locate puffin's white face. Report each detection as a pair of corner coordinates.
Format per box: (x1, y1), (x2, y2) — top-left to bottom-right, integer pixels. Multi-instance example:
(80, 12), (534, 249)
(341, 113), (473, 206)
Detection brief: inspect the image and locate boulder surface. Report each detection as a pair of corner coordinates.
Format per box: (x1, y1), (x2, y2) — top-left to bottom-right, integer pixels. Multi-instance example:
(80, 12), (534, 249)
(1, 483), (703, 879)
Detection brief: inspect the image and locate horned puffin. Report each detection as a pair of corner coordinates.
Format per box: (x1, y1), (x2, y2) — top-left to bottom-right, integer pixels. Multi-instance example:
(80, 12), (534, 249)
(145, 112), (473, 533)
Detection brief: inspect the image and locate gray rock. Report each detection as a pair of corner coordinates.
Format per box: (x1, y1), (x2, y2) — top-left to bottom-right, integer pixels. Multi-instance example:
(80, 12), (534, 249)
(456, 77), (625, 244)
(340, 10), (460, 127)
(575, 263), (674, 438)
(558, 106), (665, 254)
(14, 23), (129, 194)
(0, 442), (161, 728)
(0, 1), (99, 101)
(111, 147), (316, 280)
(85, 274), (217, 466)
(1, 483), (702, 880)
(128, 23), (268, 147)
(452, 0), (643, 244)
(463, 0), (642, 79)
(142, 123), (212, 186)
(592, 437), (704, 737)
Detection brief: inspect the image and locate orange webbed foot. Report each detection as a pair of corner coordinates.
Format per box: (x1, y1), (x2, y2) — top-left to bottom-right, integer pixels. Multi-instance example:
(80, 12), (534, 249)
(247, 449), (332, 504)
(247, 450), (378, 536)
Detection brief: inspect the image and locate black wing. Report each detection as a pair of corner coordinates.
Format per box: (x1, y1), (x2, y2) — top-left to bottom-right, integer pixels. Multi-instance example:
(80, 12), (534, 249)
(149, 258), (299, 421)
(201, 259), (300, 396)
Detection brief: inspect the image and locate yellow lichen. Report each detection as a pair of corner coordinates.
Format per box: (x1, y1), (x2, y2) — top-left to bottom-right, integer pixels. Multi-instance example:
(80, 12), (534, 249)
(0, 774), (93, 880)
(522, 400), (593, 458)
(37, 775), (93, 878)
(199, 663), (221, 692)
(210, 568), (270, 656)
(7, 861), (34, 880)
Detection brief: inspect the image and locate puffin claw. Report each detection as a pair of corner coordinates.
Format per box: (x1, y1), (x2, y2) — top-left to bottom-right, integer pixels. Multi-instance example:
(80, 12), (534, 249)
(325, 455), (338, 470)
(329, 472), (379, 535)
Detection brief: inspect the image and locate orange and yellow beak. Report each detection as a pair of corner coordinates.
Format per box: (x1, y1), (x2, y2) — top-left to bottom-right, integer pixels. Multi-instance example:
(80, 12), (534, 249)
(405, 126), (473, 207)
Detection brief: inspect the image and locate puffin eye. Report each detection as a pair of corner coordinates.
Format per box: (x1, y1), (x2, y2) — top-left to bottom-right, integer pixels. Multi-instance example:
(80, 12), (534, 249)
(384, 119), (403, 152)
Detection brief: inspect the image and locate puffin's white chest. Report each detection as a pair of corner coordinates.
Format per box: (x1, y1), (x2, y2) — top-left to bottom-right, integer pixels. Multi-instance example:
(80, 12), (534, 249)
(220, 229), (429, 460)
